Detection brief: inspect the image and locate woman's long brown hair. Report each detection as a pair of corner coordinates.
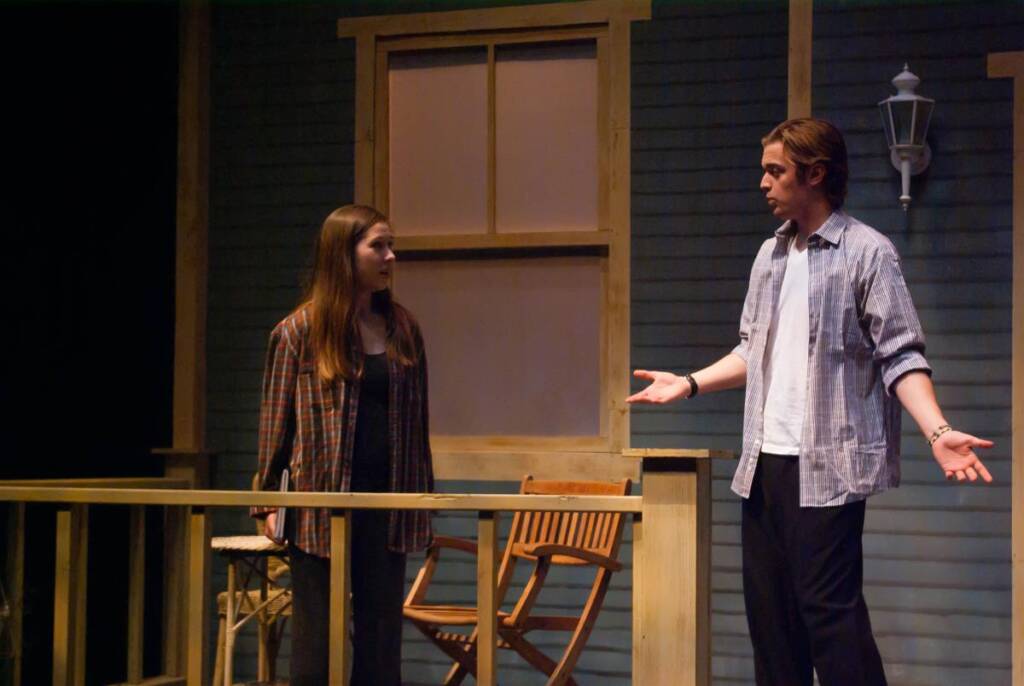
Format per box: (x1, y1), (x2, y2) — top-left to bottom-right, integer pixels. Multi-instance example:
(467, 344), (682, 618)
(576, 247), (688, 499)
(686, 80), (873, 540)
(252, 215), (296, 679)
(301, 204), (420, 382)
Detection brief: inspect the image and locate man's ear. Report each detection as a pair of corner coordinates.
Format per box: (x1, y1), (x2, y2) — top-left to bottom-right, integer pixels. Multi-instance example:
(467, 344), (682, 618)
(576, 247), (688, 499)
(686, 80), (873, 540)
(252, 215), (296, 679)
(806, 162), (827, 188)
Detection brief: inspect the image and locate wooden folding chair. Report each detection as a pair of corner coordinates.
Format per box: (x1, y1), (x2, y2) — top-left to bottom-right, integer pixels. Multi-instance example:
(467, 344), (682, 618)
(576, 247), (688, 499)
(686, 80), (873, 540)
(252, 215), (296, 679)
(403, 475), (632, 686)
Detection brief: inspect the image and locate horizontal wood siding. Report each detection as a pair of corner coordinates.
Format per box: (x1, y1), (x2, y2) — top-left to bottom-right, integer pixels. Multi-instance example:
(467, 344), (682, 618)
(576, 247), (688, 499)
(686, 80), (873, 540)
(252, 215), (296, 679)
(629, 3), (788, 684)
(207, 3), (357, 678)
(808, 4), (1022, 684)
(208, 3), (632, 684)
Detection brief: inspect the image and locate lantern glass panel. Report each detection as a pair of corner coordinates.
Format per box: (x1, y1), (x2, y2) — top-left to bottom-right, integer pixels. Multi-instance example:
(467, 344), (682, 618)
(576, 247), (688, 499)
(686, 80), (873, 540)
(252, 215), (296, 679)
(890, 100), (915, 145)
(911, 100), (933, 146)
(879, 103), (895, 147)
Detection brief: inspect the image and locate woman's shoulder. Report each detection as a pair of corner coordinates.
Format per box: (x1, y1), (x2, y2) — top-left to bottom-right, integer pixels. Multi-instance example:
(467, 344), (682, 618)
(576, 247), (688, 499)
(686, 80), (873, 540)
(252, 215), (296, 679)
(270, 306), (312, 348)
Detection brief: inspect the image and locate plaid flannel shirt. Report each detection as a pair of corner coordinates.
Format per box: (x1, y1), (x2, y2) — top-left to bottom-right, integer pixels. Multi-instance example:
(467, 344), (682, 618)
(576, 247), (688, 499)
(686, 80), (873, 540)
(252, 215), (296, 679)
(252, 307), (434, 556)
(730, 212), (931, 506)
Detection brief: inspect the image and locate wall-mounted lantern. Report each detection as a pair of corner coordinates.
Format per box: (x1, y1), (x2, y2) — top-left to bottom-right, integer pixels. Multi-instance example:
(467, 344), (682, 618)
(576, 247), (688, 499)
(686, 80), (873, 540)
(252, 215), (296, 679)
(878, 64), (934, 210)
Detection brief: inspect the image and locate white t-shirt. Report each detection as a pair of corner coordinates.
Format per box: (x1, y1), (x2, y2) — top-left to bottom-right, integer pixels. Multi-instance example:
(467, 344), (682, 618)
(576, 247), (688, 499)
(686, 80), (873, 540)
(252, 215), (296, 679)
(761, 237), (809, 455)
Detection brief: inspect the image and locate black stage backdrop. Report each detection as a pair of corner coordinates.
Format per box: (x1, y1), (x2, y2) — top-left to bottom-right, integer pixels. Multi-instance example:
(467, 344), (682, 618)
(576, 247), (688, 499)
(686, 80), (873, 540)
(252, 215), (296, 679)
(3, 4), (178, 684)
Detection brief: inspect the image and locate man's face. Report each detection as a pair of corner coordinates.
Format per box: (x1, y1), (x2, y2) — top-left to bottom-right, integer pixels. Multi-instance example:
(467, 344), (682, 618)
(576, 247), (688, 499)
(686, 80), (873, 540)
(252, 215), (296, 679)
(760, 141), (817, 221)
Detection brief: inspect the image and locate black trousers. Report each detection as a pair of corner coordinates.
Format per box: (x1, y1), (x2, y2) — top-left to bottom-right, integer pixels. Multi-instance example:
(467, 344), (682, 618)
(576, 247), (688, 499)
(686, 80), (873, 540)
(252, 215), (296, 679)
(288, 510), (407, 686)
(741, 453), (887, 686)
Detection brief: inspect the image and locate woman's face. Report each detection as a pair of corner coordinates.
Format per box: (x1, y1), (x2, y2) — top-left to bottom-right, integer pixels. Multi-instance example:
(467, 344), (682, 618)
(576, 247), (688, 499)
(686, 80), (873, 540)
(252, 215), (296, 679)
(353, 221), (395, 294)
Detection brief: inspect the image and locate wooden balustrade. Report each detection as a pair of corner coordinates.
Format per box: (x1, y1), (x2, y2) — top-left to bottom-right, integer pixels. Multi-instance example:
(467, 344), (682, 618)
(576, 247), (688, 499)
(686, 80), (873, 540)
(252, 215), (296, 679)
(0, 449), (730, 686)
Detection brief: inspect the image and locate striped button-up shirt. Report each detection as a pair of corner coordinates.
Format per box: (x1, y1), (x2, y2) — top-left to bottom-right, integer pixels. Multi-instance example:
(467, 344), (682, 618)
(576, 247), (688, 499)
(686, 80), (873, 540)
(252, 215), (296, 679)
(730, 212), (931, 506)
(252, 307), (434, 556)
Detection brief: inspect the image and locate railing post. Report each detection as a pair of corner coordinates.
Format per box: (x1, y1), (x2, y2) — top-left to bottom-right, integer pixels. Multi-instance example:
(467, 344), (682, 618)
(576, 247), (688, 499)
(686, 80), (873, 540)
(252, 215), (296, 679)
(52, 504), (88, 686)
(476, 510), (500, 686)
(127, 505), (146, 683)
(630, 510), (643, 683)
(633, 455), (712, 686)
(187, 506), (210, 686)
(329, 509), (352, 686)
(163, 504), (189, 677)
(5, 502), (25, 686)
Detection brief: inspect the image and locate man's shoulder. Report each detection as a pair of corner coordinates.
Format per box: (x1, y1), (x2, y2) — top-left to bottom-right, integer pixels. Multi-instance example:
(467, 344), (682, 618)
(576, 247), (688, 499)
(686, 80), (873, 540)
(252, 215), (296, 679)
(841, 215), (899, 257)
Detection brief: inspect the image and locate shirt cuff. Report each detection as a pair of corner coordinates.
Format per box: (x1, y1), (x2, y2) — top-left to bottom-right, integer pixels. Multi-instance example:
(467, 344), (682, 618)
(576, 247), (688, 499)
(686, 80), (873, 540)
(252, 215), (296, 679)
(731, 341), (750, 363)
(882, 350), (931, 395)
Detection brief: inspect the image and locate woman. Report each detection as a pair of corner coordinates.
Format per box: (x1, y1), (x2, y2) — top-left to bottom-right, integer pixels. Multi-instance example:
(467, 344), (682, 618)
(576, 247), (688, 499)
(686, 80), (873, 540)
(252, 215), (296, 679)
(253, 204), (433, 686)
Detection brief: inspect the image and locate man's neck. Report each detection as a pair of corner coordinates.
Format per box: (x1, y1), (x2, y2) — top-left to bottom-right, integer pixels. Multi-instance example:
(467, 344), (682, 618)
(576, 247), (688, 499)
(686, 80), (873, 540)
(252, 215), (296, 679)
(791, 200), (834, 240)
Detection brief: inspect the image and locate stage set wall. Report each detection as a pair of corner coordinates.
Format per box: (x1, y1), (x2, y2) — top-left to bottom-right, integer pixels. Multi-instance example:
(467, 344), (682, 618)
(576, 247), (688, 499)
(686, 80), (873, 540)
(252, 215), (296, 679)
(205, 2), (1022, 684)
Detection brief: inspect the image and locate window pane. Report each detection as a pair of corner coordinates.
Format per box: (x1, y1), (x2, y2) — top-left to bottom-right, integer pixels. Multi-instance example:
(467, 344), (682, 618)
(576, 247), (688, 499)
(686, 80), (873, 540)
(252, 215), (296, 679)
(389, 48), (488, 235)
(495, 41), (598, 233)
(394, 257), (602, 436)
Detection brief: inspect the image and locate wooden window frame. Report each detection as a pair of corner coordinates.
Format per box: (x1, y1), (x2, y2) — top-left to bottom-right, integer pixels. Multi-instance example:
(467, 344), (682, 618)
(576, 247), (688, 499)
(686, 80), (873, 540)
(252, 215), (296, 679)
(339, 1), (650, 480)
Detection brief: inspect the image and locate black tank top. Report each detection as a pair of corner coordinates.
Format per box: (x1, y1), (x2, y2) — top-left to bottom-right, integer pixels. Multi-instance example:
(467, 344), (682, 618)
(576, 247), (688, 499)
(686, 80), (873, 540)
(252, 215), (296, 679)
(350, 353), (390, 493)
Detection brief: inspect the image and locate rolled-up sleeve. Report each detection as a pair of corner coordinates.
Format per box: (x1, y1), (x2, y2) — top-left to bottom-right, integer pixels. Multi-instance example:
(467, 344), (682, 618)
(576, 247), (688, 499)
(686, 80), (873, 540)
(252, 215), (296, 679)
(251, 324), (299, 517)
(731, 290), (755, 363)
(861, 243), (931, 393)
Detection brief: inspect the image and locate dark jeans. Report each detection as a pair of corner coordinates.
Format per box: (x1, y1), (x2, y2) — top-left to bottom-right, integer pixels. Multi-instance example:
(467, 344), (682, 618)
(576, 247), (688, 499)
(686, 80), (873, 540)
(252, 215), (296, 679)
(288, 510), (407, 686)
(741, 453), (887, 686)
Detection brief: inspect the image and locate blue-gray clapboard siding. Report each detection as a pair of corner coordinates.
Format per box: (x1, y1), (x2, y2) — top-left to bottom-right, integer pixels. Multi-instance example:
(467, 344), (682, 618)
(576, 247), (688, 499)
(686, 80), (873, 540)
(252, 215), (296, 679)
(206, 3), (632, 684)
(632, 2), (1021, 684)
(630, 4), (789, 684)
(812, 4), (1019, 685)
(207, 3), (358, 677)
(207, 1), (1022, 683)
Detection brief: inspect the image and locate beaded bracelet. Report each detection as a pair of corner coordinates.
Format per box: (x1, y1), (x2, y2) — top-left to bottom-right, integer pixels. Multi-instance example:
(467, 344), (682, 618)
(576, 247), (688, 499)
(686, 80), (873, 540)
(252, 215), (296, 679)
(927, 424), (952, 446)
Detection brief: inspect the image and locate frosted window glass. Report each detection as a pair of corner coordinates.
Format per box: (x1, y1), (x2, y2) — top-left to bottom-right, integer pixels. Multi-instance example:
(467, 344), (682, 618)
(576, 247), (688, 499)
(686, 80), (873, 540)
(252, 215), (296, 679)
(394, 257), (602, 435)
(495, 41), (598, 233)
(389, 48), (488, 235)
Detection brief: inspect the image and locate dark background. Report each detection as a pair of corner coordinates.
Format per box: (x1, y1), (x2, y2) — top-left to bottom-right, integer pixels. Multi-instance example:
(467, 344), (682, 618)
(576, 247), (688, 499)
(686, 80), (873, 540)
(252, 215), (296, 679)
(3, 4), (178, 683)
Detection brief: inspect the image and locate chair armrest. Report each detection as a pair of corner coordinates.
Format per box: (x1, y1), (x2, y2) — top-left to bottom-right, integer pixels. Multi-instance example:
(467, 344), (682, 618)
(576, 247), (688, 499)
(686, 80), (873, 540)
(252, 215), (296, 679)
(405, 536), (479, 607)
(519, 543), (622, 571)
(431, 535), (478, 555)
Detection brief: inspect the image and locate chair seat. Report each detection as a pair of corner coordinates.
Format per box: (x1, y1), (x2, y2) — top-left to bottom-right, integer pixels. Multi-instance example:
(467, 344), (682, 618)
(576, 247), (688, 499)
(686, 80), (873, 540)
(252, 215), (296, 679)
(211, 535), (285, 554)
(403, 604), (511, 626)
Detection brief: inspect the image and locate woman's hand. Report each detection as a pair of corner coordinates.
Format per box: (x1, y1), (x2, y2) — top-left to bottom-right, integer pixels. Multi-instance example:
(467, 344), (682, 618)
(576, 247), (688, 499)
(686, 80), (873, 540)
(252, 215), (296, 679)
(931, 430), (994, 483)
(626, 370), (691, 404)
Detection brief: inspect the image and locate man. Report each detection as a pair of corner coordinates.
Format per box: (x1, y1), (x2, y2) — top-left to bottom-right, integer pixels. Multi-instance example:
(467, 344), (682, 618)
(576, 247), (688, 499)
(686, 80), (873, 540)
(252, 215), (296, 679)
(627, 118), (993, 686)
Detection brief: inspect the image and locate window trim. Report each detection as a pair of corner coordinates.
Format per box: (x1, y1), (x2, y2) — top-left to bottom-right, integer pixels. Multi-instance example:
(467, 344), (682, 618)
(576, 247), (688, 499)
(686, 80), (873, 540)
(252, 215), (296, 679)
(338, 0), (649, 477)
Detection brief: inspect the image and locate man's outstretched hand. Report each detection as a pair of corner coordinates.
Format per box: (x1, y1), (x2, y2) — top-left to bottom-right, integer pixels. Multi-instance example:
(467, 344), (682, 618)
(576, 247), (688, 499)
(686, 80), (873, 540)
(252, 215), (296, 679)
(932, 431), (994, 483)
(626, 370), (690, 404)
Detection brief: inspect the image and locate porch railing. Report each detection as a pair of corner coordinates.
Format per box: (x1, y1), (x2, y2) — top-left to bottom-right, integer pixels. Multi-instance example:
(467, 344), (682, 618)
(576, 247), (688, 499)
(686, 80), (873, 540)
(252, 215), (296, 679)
(0, 449), (724, 686)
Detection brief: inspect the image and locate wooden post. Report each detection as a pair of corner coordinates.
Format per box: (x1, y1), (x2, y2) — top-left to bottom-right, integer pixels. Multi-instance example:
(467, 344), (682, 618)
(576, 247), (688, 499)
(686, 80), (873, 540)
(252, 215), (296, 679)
(988, 49), (1024, 686)
(163, 505), (189, 677)
(627, 449), (722, 686)
(476, 511), (500, 686)
(5, 503), (25, 686)
(52, 505), (87, 686)
(329, 510), (352, 686)
(127, 506), (146, 683)
(186, 507), (210, 686)
(630, 509), (643, 683)
(173, 0), (210, 453)
(788, 0), (813, 118)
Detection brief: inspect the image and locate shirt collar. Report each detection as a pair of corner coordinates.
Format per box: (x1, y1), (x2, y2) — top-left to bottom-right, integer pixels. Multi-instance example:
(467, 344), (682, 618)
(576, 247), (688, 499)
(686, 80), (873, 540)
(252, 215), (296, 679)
(774, 210), (847, 246)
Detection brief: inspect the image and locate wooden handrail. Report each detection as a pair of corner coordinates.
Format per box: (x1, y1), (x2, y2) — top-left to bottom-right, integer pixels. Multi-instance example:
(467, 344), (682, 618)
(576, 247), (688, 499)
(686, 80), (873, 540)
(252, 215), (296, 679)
(0, 487), (642, 513)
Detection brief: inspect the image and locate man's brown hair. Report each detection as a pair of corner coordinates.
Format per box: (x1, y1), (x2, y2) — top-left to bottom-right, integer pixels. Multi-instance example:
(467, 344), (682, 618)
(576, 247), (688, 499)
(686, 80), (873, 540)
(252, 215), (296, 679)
(762, 118), (849, 209)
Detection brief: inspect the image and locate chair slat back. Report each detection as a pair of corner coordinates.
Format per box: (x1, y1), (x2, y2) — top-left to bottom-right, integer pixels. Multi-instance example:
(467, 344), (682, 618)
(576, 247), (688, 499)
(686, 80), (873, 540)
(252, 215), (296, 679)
(509, 476), (632, 562)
